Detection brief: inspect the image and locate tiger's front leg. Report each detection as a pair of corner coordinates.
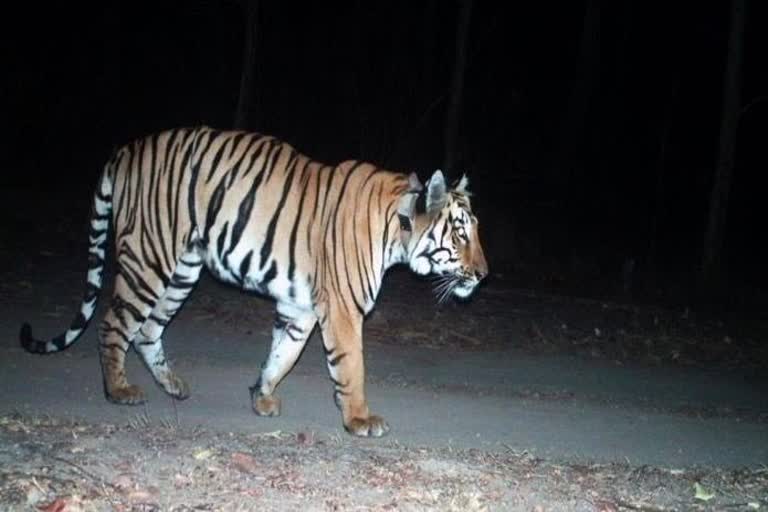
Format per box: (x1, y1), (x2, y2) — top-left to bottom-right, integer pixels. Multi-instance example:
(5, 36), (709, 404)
(251, 303), (317, 417)
(319, 309), (389, 437)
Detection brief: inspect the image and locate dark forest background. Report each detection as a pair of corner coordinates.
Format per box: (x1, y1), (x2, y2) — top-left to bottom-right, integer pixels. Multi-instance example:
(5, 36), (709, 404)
(2, 1), (767, 307)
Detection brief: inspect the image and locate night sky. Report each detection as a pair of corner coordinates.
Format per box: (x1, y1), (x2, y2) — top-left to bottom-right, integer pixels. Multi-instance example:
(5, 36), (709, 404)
(3, 1), (767, 301)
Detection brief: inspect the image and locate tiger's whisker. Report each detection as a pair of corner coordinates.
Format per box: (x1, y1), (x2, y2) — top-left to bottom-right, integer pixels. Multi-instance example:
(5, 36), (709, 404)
(433, 278), (457, 296)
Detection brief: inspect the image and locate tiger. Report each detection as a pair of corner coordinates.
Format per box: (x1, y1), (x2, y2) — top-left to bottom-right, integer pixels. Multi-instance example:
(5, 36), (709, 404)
(20, 126), (488, 437)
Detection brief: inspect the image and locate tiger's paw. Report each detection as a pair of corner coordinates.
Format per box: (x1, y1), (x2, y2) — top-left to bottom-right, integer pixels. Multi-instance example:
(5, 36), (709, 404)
(253, 395), (281, 417)
(165, 374), (190, 400)
(345, 415), (390, 438)
(106, 385), (147, 405)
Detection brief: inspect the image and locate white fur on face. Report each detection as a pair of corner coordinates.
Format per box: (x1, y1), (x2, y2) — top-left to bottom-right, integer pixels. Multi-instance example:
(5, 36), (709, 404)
(453, 281), (477, 298)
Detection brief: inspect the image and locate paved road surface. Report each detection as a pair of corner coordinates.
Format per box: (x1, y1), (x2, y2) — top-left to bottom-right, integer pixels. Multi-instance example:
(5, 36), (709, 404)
(2, 281), (765, 469)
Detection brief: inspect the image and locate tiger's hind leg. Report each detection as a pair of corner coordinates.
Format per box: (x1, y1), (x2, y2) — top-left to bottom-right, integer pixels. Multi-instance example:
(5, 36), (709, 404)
(251, 303), (317, 417)
(98, 243), (195, 405)
(99, 278), (169, 406)
(133, 251), (203, 400)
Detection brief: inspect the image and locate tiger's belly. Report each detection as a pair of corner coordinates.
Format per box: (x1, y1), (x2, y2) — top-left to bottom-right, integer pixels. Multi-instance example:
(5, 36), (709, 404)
(201, 248), (313, 309)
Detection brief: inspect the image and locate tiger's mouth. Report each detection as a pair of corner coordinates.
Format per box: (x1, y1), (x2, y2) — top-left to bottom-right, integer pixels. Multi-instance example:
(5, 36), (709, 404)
(453, 278), (479, 299)
(431, 273), (480, 302)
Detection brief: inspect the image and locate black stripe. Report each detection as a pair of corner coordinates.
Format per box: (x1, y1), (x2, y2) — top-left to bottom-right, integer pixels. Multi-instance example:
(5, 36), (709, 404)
(100, 326), (132, 344)
(153, 135), (174, 272)
(287, 160), (312, 289)
(274, 313), (290, 331)
(359, 240), (375, 304)
(257, 139), (281, 181)
(229, 132), (247, 158)
(242, 136), (270, 177)
(84, 283), (100, 301)
(337, 166), (367, 316)
(168, 137), (180, 250)
(327, 163), (364, 312)
(96, 188), (111, 202)
(261, 260), (277, 288)
(99, 341), (129, 353)
(205, 136), (230, 184)
(164, 129), (179, 175)
(179, 255), (201, 266)
(258, 154), (300, 270)
(71, 312), (88, 331)
(356, 184), (377, 303)
(327, 245), (347, 314)
(306, 165), (324, 254)
(352, 199), (372, 306)
(328, 352), (347, 367)
(51, 333), (69, 351)
(148, 313), (170, 327)
(227, 135), (261, 184)
(140, 228), (171, 288)
(239, 250), (253, 281)
(319, 164), (336, 224)
(187, 129), (216, 233)
(116, 266), (158, 311)
(87, 253), (104, 269)
(120, 241), (144, 271)
(381, 207), (392, 274)
(217, 221), (229, 259)
(341, 225), (366, 317)
(169, 279), (197, 290)
(203, 177), (228, 245)
(89, 229), (108, 243)
(286, 325), (304, 341)
(368, 181), (379, 276)
(114, 288), (151, 322)
(224, 170), (261, 262)
(264, 144), (289, 183)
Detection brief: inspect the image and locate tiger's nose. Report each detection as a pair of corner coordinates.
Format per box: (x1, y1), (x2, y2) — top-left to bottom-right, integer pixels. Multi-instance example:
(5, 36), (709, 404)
(474, 269), (487, 281)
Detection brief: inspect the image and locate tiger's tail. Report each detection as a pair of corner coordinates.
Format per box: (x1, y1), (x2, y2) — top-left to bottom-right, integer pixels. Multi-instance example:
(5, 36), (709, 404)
(20, 166), (114, 354)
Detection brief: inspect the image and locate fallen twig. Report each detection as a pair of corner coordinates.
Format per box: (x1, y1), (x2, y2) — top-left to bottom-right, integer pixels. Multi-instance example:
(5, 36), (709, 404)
(614, 499), (670, 511)
(47, 455), (115, 491)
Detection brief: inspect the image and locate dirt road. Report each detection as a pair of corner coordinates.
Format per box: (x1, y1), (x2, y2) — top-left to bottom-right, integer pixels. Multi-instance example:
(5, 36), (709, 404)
(2, 286), (767, 470)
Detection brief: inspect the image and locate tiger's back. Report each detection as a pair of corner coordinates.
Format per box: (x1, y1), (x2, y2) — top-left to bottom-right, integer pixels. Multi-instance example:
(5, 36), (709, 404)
(110, 127), (406, 310)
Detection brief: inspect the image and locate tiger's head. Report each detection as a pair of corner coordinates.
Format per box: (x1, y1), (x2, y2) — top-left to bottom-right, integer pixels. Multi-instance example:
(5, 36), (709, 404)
(399, 169), (488, 301)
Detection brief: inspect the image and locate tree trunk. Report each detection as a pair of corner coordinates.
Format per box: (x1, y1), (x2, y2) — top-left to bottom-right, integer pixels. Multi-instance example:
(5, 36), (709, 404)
(234, 0), (260, 130)
(443, 0), (473, 175)
(700, 0), (746, 286)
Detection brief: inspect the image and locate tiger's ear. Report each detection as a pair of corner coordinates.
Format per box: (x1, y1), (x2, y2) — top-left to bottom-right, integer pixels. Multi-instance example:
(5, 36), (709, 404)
(407, 171), (423, 193)
(426, 169), (447, 213)
(454, 174), (470, 194)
